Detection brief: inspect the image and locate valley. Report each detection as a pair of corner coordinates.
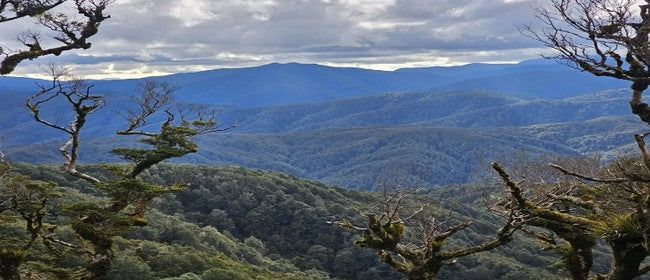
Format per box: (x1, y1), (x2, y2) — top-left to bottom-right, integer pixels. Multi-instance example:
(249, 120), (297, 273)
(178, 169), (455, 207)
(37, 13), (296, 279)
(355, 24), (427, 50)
(0, 59), (642, 279)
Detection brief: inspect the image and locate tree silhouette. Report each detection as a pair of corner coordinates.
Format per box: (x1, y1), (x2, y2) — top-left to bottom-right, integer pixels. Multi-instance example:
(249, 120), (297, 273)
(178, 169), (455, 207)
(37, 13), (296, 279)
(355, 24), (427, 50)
(0, 0), (111, 75)
(332, 180), (522, 280)
(494, 1), (650, 278)
(522, 0), (650, 126)
(17, 69), (233, 279)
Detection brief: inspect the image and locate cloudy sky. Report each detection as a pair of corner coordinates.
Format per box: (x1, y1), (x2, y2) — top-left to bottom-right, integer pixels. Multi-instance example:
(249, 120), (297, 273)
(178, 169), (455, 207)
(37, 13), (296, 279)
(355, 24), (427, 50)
(3, 0), (550, 79)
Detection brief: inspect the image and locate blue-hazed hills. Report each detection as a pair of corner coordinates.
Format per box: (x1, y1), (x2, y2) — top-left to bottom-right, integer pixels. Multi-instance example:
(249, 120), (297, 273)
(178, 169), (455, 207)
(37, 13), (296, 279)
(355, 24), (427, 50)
(0, 59), (639, 188)
(0, 85), (635, 144)
(3, 60), (643, 280)
(0, 59), (628, 107)
(2, 86), (643, 188)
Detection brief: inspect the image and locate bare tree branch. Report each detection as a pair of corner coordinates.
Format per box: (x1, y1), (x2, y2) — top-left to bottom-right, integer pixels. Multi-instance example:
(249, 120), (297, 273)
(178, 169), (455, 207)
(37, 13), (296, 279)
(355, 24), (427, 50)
(116, 80), (176, 136)
(333, 177), (520, 279)
(522, 0), (650, 125)
(0, 0), (112, 75)
(549, 163), (630, 183)
(26, 68), (102, 183)
(0, 0), (66, 22)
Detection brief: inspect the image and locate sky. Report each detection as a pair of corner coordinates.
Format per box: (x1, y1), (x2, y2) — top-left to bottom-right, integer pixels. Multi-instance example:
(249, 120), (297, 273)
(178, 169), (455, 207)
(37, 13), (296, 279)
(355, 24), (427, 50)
(2, 0), (550, 79)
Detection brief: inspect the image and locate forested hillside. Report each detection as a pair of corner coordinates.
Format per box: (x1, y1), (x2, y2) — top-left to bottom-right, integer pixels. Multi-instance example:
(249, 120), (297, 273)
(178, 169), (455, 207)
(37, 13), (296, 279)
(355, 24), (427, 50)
(9, 163), (573, 280)
(4, 89), (640, 188)
(0, 88), (634, 145)
(7, 0), (650, 279)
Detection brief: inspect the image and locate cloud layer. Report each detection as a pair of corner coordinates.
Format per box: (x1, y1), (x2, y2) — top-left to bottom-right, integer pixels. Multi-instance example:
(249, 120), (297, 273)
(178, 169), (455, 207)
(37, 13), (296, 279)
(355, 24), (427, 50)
(3, 0), (549, 79)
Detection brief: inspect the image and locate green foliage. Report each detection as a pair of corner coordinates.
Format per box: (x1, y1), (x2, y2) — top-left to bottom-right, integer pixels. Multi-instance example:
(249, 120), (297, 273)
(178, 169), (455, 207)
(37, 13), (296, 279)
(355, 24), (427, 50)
(605, 214), (644, 237)
(0, 169), (68, 279)
(139, 164), (561, 280)
(1, 165), (323, 279)
(162, 273), (202, 280)
(0, 79), (225, 279)
(111, 125), (198, 174)
(107, 253), (156, 280)
(96, 177), (185, 199)
(4, 163), (577, 280)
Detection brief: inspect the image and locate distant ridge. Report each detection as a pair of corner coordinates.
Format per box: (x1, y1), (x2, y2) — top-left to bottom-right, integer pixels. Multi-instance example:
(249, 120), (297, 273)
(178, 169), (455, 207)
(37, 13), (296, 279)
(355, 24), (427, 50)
(2, 88), (641, 188)
(1, 59), (637, 188)
(0, 89), (633, 144)
(1, 59), (628, 107)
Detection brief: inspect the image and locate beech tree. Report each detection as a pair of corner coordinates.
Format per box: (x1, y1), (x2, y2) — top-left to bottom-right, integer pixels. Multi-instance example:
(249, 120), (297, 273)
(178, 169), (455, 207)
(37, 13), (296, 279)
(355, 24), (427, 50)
(493, 1), (650, 279)
(0, 0), (111, 75)
(0, 2), (121, 278)
(3, 70), (232, 279)
(522, 0), (650, 126)
(489, 154), (650, 280)
(0, 149), (65, 280)
(332, 181), (523, 280)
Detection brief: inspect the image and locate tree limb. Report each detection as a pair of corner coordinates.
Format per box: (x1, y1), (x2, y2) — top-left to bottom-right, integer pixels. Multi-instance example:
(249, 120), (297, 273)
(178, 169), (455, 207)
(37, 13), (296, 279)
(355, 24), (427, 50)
(549, 163), (629, 183)
(0, 0), (112, 75)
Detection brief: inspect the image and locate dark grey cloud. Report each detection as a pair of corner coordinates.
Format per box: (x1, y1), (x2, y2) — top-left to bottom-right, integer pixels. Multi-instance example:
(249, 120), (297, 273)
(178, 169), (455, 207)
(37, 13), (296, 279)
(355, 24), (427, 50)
(46, 53), (175, 64)
(3, 0), (551, 78)
(380, 0), (545, 50)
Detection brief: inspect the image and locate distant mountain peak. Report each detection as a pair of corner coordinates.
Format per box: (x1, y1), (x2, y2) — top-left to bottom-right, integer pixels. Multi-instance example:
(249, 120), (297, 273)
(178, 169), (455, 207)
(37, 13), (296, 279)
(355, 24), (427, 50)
(2, 58), (628, 107)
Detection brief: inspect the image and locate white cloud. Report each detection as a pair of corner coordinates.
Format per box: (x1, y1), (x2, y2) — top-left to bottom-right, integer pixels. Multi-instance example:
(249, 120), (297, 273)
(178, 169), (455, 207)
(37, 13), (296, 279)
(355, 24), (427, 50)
(167, 0), (220, 27)
(215, 52), (267, 61)
(2, 0), (552, 79)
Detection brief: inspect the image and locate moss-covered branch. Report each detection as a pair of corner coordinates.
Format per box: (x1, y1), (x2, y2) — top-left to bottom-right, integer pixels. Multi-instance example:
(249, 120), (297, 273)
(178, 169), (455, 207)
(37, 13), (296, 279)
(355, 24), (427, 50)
(0, 0), (111, 75)
(491, 157), (650, 280)
(22, 77), (222, 279)
(336, 186), (519, 280)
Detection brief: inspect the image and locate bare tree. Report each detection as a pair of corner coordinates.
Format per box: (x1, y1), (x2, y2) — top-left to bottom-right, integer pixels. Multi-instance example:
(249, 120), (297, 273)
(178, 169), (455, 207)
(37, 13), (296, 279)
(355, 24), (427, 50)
(26, 65), (103, 183)
(511, 1), (650, 279)
(22, 70), (233, 279)
(522, 0), (650, 124)
(332, 180), (522, 280)
(489, 154), (650, 280)
(0, 0), (112, 75)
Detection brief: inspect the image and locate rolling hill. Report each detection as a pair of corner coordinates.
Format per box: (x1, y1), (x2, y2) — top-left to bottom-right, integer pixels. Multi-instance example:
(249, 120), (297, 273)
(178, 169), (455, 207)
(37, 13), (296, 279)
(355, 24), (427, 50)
(5, 115), (641, 189)
(1, 60), (641, 279)
(0, 61), (642, 189)
(0, 88), (636, 144)
(0, 59), (628, 107)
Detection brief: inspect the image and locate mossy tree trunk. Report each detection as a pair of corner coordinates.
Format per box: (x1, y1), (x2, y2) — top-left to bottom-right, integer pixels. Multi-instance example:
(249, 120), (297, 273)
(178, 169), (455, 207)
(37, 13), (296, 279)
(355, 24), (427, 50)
(607, 235), (647, 280)
(73, 222), (113, 280)
(529, 220), (596, 280)
(492, 162), (604, 280)
(404, 261), (442, 280)
(335, 187), (520, 280)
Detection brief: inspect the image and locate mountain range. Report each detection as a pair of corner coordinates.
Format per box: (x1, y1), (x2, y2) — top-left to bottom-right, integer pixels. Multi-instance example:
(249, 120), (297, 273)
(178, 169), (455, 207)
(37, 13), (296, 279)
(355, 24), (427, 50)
(0, 59), (644, 278)
(1, 59), (643, 188)
(0, 59), (628, 107)
(2, 87), (642, 188)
